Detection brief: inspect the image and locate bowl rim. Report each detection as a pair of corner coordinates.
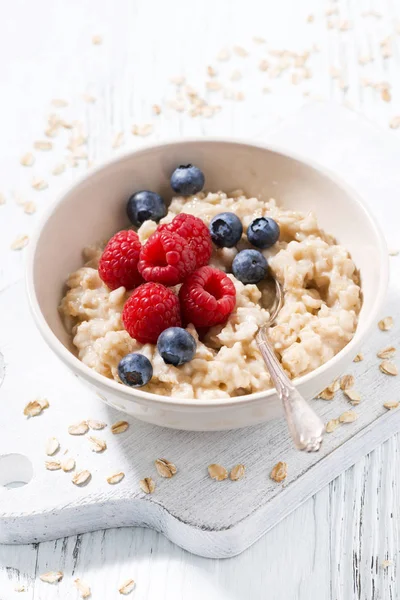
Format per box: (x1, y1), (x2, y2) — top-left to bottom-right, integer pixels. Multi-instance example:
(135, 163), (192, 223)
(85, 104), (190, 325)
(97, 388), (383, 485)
(26, 136), (389, 410)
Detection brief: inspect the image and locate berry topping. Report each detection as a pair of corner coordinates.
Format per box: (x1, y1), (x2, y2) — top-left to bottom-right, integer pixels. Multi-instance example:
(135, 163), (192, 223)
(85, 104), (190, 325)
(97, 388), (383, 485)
(122, 282), (181, 344)
(98, 230), (143, 290)
(247, 217), (280, 249)
(170, 164), (205, 196)
(118, 353), (153, 387)
(127, 190), (167, 227)
(179, 266), (236, 328)
(209, 212), (243, 248)
(161, 213), (212, 268)
(157, 327), (197, 366)
(232, 249), (268, 284)
(138, 229), (196, 286)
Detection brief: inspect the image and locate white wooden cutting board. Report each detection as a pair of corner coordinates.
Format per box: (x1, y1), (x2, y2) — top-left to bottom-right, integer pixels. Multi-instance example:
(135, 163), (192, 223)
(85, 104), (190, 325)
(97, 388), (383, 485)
(1, 104), (399, 559)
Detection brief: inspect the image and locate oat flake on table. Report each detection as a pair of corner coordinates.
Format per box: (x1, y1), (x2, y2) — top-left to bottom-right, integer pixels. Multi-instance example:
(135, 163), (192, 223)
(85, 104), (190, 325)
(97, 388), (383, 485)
(139, 477), (155, 494)
(39, 571), (63, 583)
(74, 578), (91, 598)
(377, 346), (396, 359)
(34, 140), (52, 151)
(208, 464), (228, 481)
(111, 420), (129, 434)
(378, 316), (394, 331)
(119, 579), (135, 595)
(326, 419), (340, 433)
(72, 470), (91, 486)
(45, 437), (60, 456)
(68, 421), (89, 435)
(339, 410), (358, 423)
(45, 460), (61, 471)
(383, 401), (399, 410)
(87, 436), (107, 452)
(155, 458), (177, 478)
(380, 361), (398, 376)
(107, 472), (125, 485)
(270, 461), (288, 482)
(61, 457), (75, 472)
(20, 152), (35, 166)
(88, 419), (107, 430)
(31, 177), (48, 191)
(230, 464), (246, 481)
(23, 398), (47, 417)
(11, 235), (29, 251)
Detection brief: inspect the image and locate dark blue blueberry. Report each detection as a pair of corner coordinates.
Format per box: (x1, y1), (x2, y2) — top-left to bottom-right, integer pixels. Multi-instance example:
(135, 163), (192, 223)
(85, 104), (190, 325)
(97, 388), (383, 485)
(247, 217), (280, 249)
(170, 164), (205, 196)
(118, 353), (153, 387)
(232, 249), (268, 284)
(157, 327), (197, 366)
(209, 212), (243, 248)
(127, 191), (167, 227)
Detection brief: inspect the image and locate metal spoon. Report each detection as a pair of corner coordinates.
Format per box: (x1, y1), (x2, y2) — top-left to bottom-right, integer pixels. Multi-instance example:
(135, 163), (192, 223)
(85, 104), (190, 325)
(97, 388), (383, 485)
(256, 278), (325, 452)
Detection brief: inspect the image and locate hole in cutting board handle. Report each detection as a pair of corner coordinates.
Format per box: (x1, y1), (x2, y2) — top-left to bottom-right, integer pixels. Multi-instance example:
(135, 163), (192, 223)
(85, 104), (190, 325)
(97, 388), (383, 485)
(0, 453), (33, 489)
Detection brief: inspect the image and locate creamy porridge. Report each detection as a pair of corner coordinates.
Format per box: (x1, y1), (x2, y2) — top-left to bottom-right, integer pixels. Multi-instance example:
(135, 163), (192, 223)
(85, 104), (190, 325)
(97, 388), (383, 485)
(60, 189), (361, 399)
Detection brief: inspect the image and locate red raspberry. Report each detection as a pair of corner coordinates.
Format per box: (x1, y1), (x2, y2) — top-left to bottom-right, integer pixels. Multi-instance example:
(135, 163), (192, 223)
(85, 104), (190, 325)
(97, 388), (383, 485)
(122, 282), (181, 344)
(179, 266), (236, 328)
(138, 229), (196, 286)
(161, 213), (212, 268)
(98, 230), (143, 290)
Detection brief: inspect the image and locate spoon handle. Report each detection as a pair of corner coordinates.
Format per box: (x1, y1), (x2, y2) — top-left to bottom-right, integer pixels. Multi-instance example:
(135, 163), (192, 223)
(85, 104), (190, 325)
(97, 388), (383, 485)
(256, 328), (325, 452)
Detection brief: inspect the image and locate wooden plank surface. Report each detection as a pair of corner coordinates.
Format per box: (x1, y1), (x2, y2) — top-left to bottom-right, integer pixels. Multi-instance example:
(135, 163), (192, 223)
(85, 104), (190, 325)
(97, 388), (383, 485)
(1, 0), (400, 597)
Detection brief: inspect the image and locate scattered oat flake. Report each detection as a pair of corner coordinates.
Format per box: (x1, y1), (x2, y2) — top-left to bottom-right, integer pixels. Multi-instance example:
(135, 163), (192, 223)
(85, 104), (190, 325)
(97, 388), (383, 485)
(389, 249), (399, 256)
(107, 471), (125, 484)
(328, 378), (340, 393)
(51, 99), (68, 108)
(380, 361), (398, 376)
(31, 177), (48, 191)
(381, 88), (391, 102)
(82, 93), (96, 104)
(111, 420), (129, 434)
(270, 461), (287, 482)
(354, 353), (364, 362)
(11, 235), (29, 251)
(34, 140), (52, 151)
(340, 375), (355, 390)
(152, 104), (162, 115)
(383, 401), (399, 410)
(382, 559), (393, 568)
(132, 124), (153, 137)
(0, 193), (5, 205)
(339, 410), (358, 423)
(208, 463), (228, 481)
(140, 477), (155, 494)
(317, 387), (335, 400)
(307, 14), (314, 23)
(378, 346), (396, 359)
(216, 47), (231, 61)
(14, 584), (26, 592)
(88, 436), (107, 452)
(72, 470), (91, 486)
(52, 163), (66, 176)
(252, 36), (266, 44)
(20, 152), (35, 167)
(61, 457), (75, 472)
(24, 399), (44, 417)
(233, 46), (248, 57)
(39, 571), (63, 583)
(45, 460), (61, 471)
(339, 20), (351, 31)
(74, 578), (91, 598)
(45, 437), (60, 456)
(344, 389), (361, 404)
(379, 317), (394, 331)
(68, 421), (89, 435)
(389, 117), (400, 129)
(119, 579), (135, 595)
(230, 464), (245, 481)
(88, 419), (107, 430)
(362, 10), (381, 18)
(326, 419), (340, 433)
(155, 458), (177, 478)
(23, 201), (36, 215)
(206, 80), (222, 91)
(92, 34), (102, 45)
(207, 65), (217, 77)
(259, 60), (270, 72)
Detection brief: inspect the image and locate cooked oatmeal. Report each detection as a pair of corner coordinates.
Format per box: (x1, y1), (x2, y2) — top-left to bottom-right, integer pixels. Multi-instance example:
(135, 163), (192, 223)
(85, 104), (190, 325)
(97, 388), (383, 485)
(60, 190), (361, 399)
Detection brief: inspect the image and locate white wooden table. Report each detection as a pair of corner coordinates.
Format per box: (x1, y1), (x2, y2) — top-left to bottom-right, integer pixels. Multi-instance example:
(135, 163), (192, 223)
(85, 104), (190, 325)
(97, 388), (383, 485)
(1, 0), (400, 598)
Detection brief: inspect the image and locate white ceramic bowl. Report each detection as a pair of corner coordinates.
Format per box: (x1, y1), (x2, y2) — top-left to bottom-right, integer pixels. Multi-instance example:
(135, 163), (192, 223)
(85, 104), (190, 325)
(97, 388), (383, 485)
(26, 139), (388, 431)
